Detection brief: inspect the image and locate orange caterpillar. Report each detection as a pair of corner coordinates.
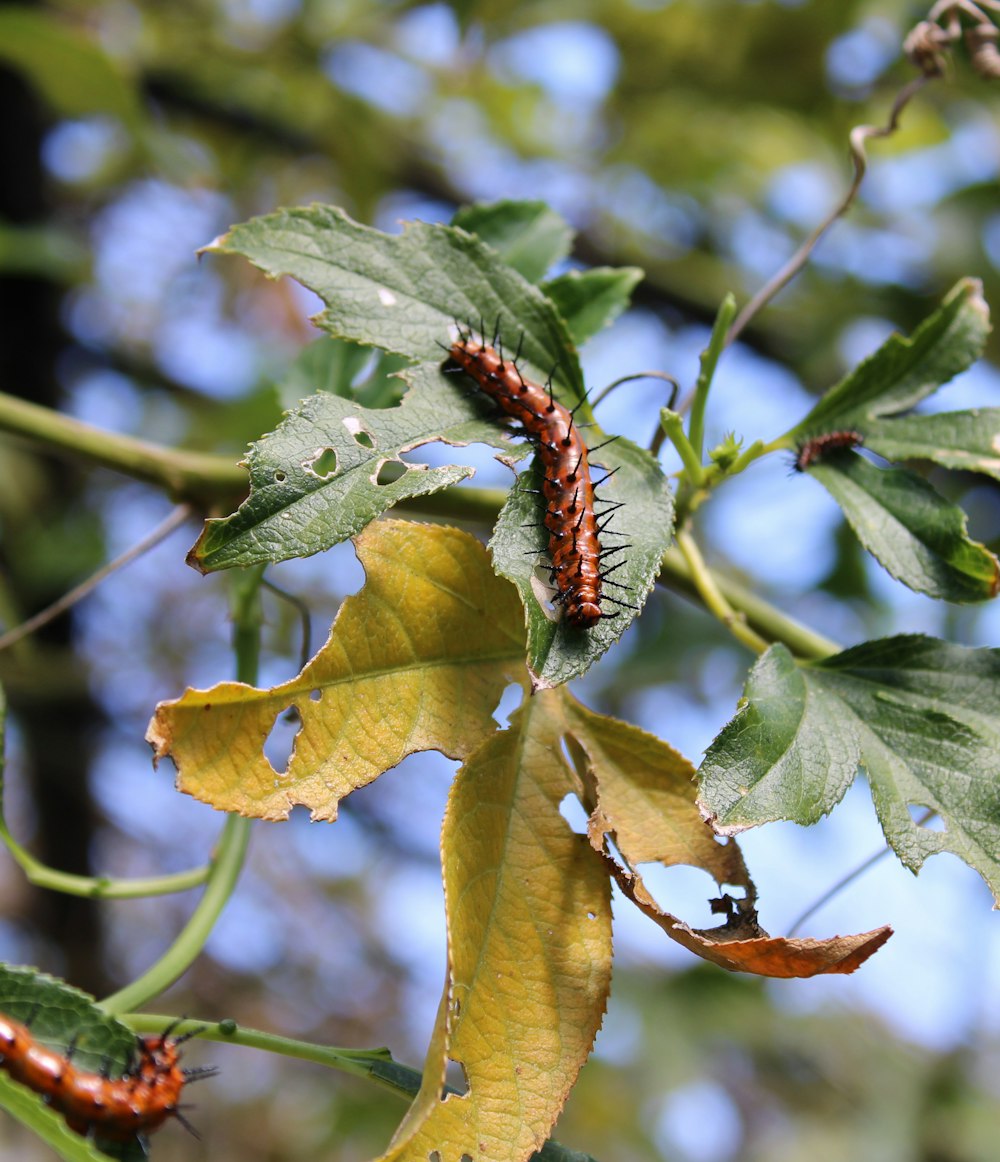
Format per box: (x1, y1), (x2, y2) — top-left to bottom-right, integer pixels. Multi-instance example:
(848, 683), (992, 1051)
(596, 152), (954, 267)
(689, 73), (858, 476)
(0, 1012), (213, 1142)
(447, 327), (626, 629)
(795, 430), (864, 472)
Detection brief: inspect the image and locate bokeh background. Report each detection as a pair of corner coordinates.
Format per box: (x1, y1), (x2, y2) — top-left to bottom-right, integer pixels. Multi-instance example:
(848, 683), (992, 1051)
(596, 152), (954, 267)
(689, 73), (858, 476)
(2, 1), (1000, 1159)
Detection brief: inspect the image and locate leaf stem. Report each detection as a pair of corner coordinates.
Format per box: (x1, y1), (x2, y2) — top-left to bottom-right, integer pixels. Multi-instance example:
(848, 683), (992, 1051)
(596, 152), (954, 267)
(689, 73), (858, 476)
(0, 505), (192, 653)
(124, 1013), (410, 1093)
(124, 1014), (601, 1162)
(687, 293), (736, 458)
(787, 808), (936, 936)
(98, 571), (261, 1015)
(659, 409), (705, 486)
(0, 390), (246, 506)
(662, 540), (840, 659)
(674, 530), (770, 654)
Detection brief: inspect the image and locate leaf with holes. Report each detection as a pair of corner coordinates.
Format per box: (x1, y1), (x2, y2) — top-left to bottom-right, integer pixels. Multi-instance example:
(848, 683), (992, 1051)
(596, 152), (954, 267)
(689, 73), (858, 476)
(151, 523), (527, 819)
(201, 203), (586, 399)
(556, 695), (890, 977)
(200, 203), (668, 676)
(189, 366), (511, 572)
(698, 636), (1000, 902)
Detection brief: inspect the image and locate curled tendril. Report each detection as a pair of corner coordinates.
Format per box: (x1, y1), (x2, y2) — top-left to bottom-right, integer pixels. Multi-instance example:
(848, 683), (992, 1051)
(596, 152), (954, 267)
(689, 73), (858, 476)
(905, 2), (1000, 80)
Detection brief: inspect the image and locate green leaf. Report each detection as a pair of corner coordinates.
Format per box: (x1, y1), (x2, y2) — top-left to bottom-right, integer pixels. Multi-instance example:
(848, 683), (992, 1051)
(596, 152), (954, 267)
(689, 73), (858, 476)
(202, 204), (585, 399)
(204, 206), (671, 664)
(787, 280), (998, 600)
(0, 965), (143, 1161)
(0, 8), (142, 126)
(808, 454), (999, 602)
(489, 435), (674, 689)
(189, 372), (494, 571)
(862, 408), (1000, 482)
(274, 336), (409, 410)
(698, 636), (1000, 903)
(792, 279), (991, 435)
(542, 267), (644, 346)
(451, 200), (574, 282)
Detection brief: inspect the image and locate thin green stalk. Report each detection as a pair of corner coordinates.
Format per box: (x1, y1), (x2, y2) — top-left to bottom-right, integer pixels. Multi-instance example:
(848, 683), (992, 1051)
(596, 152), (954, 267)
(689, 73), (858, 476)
(674, 530), (770, 654)
(99, 571), (262, 1015)
(124, 1014), (600, 1162)
(659, 409), (705, 486)
(659, 545), (841, 660)
(0, 817), (209, 898)
(124, 1013), (406, 1093)
(0, 390), (245, 505)
(687, 293), (736, 460)
(98, 814), (250, 1014)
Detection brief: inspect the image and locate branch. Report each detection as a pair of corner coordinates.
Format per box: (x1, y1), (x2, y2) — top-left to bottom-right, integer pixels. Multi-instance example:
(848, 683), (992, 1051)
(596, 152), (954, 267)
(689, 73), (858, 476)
(0, 390), (246, 506)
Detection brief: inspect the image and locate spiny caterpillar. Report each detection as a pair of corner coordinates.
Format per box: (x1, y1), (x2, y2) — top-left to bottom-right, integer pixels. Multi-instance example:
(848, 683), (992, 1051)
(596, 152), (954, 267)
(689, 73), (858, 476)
(795, 430), (864, 472)
(0, 1012), (214, 1143)
(446, 324), (630, 628)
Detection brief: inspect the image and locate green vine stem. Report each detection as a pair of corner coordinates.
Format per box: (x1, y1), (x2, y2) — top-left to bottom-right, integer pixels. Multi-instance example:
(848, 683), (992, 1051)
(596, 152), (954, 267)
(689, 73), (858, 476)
(99, 571), (261, 1016)
(99, 813), (250, 1015)
(0, 826), (209, 899)
(674, 530), (771, 655)
(659, 545), (841, 661)
(0, 390), (245, 506)
(686, 293), (736, 459)
(125, 1014), (597, 1162)
(0, 392), (840, 661)
(124, 1013), (412, 1097)
(0, 688), (210, 899)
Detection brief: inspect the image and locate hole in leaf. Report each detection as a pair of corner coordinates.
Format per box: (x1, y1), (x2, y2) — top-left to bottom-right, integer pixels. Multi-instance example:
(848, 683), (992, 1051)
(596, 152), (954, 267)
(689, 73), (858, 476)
(304, 447), (338, 478)
(342, 416), (376, 449)
(908, 804), (945, 831)
(374, 459), (405, 486)
(635, 863), (731, 929)
(559, 793), (588, 836)
(428, 1154), (441, 1162)
(491, 683), (523, 729)
(587, 911), (596, 920)
(273, 469), (287, 484)
(530, 572), (559, 621)
(309, 689), (322, 702)
(444, 1058), (469, 1097)
(263, 705), (301, 775)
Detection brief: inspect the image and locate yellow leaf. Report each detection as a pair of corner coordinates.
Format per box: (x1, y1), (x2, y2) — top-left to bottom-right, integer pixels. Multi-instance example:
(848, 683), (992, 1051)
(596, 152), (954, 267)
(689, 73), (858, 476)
(382, 692), (612, 1162)
(146, 521), (526, 819)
